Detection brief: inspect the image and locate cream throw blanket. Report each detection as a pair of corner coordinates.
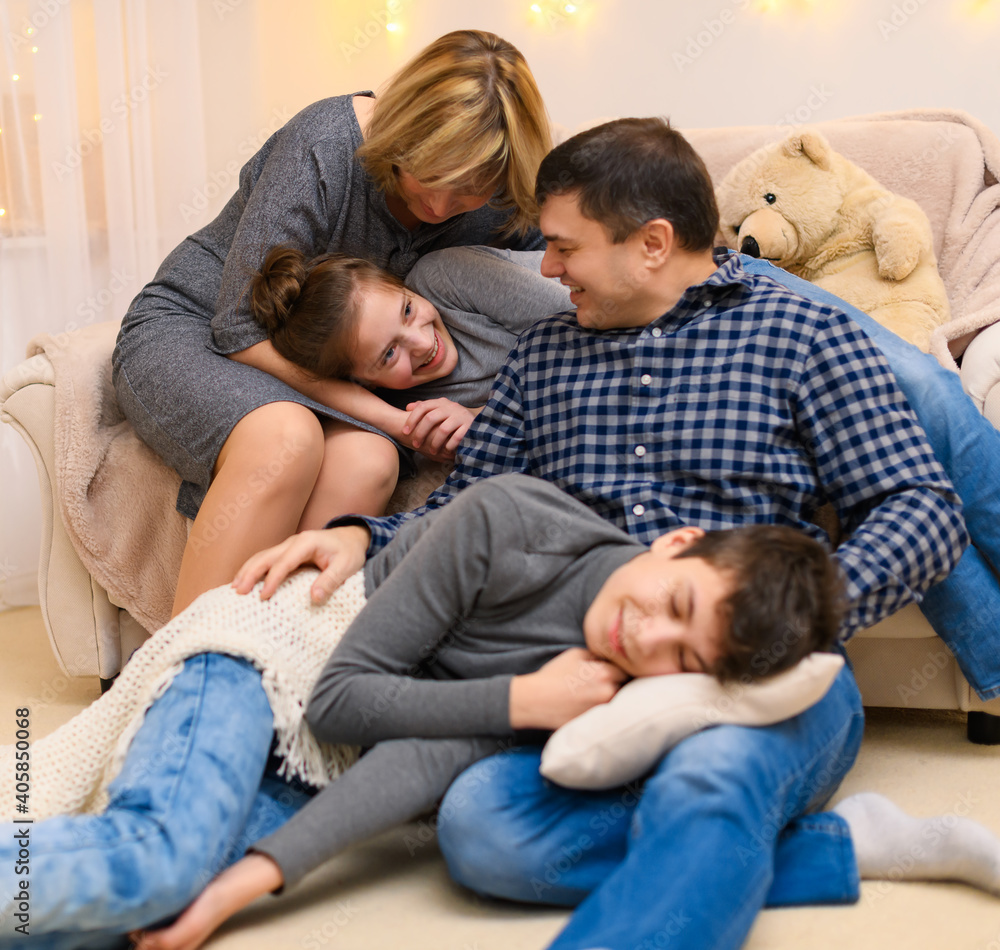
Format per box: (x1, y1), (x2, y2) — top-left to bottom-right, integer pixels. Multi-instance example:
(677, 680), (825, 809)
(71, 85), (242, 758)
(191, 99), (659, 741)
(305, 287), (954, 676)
(0, 569), (365, 822)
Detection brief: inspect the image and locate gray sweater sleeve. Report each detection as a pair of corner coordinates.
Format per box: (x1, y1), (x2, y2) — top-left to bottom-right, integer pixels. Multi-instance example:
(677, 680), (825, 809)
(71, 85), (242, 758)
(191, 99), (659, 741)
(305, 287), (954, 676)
(305, 481), (530, 745)
(406, 245), (573, 336)
(253, 736), (501, 890)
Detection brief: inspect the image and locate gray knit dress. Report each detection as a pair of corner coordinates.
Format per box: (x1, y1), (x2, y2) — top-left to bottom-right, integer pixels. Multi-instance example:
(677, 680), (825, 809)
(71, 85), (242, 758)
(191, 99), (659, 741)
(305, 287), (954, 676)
(111, 93), (543, 518)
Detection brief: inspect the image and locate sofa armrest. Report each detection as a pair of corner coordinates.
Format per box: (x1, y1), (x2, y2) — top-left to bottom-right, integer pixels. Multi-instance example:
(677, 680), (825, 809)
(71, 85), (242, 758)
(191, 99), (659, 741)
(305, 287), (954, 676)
(1, 356), (150, 678)
(960, 320), (1000, 426)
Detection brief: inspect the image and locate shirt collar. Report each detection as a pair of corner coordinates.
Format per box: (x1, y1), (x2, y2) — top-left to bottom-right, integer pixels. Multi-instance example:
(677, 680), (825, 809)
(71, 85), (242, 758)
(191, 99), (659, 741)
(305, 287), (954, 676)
(646, 247), (753, 332)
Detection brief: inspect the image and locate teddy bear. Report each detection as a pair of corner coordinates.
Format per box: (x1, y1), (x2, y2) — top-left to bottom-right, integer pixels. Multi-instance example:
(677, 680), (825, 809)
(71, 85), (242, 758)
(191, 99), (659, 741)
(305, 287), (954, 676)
(715, 129), (950, 351)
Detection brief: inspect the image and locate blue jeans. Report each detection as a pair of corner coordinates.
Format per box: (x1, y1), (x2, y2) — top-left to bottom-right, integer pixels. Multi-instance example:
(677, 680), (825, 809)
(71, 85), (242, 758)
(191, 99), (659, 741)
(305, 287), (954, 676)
(437, 663), (865, 950)
(0, 654), (312, 948)
(743, 256), (1000, 699)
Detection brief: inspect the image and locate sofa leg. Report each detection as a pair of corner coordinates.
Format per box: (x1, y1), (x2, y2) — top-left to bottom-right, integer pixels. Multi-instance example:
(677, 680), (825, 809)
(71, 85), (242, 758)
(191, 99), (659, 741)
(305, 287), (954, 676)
(967, 711), (1000, 744)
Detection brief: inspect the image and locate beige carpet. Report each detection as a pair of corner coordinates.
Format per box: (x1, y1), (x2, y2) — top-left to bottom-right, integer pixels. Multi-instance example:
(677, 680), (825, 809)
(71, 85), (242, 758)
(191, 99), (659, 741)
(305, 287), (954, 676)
(3, 605), (1000, 949)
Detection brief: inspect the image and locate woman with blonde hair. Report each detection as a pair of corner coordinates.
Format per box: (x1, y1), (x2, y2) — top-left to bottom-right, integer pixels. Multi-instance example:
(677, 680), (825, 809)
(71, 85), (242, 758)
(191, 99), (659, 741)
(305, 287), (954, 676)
(112, 29), (551, 617)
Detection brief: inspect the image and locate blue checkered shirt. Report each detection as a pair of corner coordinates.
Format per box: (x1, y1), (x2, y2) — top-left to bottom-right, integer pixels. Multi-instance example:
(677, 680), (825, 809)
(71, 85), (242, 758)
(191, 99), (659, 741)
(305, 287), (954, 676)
(348, 251), (968, 639)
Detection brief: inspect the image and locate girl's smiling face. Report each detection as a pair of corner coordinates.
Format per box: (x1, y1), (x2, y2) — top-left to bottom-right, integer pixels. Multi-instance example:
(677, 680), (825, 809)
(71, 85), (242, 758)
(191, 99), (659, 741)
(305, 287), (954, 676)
(350, 282), (459, 390)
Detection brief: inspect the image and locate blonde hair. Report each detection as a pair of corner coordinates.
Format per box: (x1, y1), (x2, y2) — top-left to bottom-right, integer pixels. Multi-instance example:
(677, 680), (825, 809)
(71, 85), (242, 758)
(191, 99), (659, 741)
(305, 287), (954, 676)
(357, 30), (551, 235)
(250, 246), (403, 380)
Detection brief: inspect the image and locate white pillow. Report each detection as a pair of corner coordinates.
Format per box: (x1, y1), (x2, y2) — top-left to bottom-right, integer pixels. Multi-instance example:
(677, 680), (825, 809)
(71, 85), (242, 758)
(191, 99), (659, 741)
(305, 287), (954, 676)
(540, 652), (844, 790)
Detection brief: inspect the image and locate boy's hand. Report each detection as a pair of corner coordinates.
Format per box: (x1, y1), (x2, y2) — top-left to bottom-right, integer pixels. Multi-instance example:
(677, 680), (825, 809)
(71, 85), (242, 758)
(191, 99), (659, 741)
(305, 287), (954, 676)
(401, 398), (481, 459)
(509, 648), (628, 730)
(232, 524), (371, 604)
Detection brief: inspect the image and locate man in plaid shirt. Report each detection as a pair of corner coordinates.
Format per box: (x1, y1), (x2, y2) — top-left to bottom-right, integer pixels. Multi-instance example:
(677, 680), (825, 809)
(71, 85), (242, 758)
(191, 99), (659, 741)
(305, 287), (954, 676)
(242, 119), (971, 950)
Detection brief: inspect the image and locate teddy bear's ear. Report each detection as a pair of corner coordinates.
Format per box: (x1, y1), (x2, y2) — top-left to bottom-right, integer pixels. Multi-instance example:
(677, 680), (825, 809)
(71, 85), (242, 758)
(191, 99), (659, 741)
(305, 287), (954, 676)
(780, 129), (833, 171)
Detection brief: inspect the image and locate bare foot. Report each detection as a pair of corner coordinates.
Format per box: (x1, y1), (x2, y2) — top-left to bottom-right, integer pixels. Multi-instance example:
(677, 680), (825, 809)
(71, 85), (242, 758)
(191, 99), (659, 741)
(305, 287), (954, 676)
(132, 854), (284, 950)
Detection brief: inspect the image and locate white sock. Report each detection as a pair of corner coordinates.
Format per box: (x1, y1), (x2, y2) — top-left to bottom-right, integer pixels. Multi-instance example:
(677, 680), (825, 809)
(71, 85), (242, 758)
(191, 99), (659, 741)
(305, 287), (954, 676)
(834, 792), (1000, 896)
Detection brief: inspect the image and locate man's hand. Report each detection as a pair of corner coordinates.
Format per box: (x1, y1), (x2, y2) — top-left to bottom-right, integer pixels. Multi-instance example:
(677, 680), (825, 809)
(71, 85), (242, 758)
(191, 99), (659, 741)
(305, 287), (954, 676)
(401, 398), (481, 460)
(509, 648), (628, 731)
(232, 524), (371, 604)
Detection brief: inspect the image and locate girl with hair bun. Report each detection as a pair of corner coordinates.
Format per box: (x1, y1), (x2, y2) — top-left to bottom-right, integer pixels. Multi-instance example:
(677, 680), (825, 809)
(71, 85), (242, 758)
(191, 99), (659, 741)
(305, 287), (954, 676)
(248, 243), (570, 460)
(111, 30), (552, 617)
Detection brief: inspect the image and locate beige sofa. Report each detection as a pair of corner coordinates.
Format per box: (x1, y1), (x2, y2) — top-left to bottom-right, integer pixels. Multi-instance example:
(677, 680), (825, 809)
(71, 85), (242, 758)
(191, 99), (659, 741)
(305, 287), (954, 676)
(5, 108), (1000, 739)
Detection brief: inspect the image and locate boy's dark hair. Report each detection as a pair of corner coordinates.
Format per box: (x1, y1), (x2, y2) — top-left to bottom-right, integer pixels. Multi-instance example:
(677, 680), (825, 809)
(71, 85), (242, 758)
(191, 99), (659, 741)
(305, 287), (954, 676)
(675, 524), (844, 682)
(534, 117), (719, 249)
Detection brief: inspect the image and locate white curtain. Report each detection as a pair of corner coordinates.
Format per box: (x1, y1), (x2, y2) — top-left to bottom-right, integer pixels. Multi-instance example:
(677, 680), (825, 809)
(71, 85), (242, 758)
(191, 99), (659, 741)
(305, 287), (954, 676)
(0, 0), (206, 608)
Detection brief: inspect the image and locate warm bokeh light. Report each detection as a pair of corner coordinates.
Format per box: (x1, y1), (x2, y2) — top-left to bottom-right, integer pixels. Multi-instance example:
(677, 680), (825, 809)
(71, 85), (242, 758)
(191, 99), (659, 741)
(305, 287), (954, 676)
(751, 0), (820, 11)
(529, 0), (587, 23)
(959, 0), (999, 17)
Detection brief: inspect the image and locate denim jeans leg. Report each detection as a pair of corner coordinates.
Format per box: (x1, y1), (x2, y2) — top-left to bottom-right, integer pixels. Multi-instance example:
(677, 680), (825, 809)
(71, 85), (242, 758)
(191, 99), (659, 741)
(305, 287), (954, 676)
(438, 747), (631, 907)
(0, 653), (276, 941)
(740, 255), (1000, 694)
(546, 665), (864, 950)
(439, 667), (864, 950)
(766, 812), (858, 906)
(739, 255), (1000, 562)
(918, 547), (1000, 699)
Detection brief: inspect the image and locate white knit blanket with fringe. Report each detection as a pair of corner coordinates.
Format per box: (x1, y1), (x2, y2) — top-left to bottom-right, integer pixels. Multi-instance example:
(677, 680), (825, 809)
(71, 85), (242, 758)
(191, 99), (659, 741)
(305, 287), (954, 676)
(0, 569), (366, 822)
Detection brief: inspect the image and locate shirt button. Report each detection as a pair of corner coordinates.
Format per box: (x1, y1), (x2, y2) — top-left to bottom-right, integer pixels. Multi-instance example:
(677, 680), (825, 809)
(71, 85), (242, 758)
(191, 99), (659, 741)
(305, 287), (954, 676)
(651, 328), (663, 338)
(634, 445), (647, 457)
(640, 374), (652, 385)
(702, 297), (712, 307)
(633, 504), (646, 516)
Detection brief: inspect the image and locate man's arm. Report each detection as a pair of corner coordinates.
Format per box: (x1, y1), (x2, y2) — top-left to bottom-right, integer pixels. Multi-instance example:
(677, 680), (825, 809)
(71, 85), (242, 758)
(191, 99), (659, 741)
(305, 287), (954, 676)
(794, 313), (969, 636)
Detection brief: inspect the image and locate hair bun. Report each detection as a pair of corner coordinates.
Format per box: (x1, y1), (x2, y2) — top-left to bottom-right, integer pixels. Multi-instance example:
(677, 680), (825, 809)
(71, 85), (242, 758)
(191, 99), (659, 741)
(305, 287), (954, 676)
(251, 245), (309, 332)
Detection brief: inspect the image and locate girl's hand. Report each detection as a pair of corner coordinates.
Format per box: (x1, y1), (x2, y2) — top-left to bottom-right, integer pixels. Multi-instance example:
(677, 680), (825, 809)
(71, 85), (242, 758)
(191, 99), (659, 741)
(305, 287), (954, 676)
(232, 524), (371, 604)
(401, 399), (482, 460)
(509, 648), (628, 730)
(131, 854), (283, 950)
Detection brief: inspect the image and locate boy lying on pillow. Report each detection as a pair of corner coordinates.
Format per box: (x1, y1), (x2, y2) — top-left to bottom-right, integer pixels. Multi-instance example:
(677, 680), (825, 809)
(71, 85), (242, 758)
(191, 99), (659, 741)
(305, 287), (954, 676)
(132, 474), (1000, 950)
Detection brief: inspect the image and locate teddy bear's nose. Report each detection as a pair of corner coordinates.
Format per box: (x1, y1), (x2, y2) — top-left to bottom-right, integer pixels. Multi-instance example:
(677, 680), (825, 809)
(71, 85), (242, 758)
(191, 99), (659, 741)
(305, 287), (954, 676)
(740, 235), (761, 258)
